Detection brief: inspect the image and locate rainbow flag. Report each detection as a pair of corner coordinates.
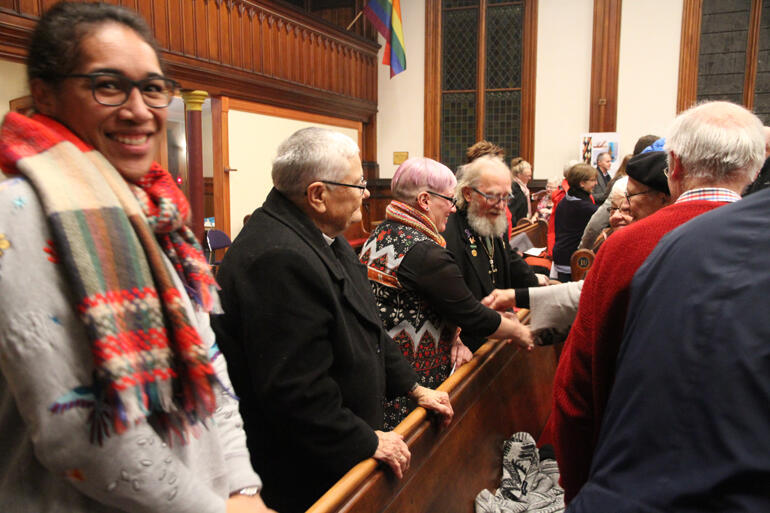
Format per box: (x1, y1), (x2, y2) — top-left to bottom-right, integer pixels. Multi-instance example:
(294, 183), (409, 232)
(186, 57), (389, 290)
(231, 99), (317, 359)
(364, 0), (406, 77)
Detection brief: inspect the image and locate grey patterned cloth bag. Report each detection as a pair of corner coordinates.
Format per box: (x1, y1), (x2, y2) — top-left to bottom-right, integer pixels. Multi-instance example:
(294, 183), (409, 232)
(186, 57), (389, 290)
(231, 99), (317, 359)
(475, 432), (564, 513)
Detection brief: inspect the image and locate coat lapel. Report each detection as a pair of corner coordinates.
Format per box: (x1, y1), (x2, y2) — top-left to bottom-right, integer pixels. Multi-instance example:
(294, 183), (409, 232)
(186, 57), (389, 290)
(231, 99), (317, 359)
(262, 188), (384, 330)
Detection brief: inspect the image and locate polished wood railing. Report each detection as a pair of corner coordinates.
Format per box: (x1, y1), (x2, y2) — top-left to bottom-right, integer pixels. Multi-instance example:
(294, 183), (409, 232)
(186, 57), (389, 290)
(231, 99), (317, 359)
(308, 309), (559, 513)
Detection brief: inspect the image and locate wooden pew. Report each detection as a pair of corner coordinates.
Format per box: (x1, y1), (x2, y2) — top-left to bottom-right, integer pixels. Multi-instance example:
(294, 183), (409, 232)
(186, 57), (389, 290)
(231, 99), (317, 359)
(307, 310), (558, 513)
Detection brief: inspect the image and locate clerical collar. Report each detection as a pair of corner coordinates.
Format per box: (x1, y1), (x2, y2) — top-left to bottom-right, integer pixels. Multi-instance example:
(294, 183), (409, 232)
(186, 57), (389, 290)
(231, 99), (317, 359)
(322, 233), (335, 246)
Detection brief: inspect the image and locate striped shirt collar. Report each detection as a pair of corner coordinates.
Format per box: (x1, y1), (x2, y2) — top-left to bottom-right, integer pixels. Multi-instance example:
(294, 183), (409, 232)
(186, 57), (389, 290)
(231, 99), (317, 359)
(675, 187), (741, 204)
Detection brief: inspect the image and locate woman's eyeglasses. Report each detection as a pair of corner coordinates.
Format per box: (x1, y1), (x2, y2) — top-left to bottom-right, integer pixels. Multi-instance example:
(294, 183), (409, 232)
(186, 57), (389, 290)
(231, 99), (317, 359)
(426, 191), (457, 207)
(63, 72), (179, 108)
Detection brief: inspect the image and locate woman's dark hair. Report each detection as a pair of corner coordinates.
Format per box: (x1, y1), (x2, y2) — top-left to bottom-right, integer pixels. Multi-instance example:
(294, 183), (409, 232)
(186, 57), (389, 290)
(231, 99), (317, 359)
(27, 1), (161, 85)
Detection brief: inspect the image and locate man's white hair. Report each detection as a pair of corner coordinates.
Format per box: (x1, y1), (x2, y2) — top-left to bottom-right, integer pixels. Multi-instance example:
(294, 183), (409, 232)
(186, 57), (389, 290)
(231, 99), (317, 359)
(455, 155), (510, 210)
(272, 127), (360, 196)
(665, 101), (765, 183)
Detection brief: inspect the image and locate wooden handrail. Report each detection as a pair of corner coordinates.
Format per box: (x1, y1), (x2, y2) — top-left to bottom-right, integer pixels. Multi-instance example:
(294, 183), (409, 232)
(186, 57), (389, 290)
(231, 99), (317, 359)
(307, 309), (537, 513)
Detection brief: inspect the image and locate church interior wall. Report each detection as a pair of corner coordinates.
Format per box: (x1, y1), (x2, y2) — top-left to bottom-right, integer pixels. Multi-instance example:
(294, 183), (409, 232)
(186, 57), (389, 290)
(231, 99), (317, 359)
(0, 59), (28, 121)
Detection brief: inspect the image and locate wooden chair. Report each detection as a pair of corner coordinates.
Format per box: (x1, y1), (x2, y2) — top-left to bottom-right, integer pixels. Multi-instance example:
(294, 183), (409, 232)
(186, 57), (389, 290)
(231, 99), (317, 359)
(307, 311), (559, 513)
(570, 248), (595, 281)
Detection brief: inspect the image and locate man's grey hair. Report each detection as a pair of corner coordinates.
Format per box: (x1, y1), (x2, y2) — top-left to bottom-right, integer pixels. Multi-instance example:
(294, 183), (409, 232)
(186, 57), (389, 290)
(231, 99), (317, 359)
(455, 155), (509, 209)
(665, 101), (765, 183)
(272, 127), (360, 196)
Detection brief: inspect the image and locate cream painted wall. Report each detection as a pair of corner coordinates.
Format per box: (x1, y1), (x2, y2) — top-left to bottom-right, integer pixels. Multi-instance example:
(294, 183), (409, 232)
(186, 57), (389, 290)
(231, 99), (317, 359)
(375, 0), (425, 178)
(0, 59), (29, 120)
(227, 111), (359, 238)
(616, 0), (683, 159)
(533, 0), (594, 181)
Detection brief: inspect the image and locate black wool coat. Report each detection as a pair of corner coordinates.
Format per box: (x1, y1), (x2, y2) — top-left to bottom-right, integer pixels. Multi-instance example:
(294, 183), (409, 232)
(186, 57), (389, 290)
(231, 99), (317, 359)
(442, 209), (538, 351)
(212, 188), (417, 513)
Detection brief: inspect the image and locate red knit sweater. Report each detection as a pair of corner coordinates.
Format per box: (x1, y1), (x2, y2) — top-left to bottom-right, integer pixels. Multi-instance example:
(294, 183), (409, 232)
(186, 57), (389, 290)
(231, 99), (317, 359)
(544, 200), (727, 503)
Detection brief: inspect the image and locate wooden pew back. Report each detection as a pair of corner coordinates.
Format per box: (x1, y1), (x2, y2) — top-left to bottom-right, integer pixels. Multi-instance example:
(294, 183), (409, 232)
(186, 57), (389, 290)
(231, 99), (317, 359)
(308, 313), (558, 513)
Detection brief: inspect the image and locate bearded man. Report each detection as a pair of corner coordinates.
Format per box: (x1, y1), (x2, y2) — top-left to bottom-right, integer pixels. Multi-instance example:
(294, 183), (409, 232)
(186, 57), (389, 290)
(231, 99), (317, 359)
(443, 155), (539, 352)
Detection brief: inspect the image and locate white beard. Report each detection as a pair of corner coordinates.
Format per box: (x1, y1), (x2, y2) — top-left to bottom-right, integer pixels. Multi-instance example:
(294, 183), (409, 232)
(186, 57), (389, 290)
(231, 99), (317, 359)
(466, 201), (508, 238)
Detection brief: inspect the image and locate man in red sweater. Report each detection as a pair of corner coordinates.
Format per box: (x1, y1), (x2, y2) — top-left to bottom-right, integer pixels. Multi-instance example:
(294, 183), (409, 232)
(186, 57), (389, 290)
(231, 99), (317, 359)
(548, 101), (766, 504)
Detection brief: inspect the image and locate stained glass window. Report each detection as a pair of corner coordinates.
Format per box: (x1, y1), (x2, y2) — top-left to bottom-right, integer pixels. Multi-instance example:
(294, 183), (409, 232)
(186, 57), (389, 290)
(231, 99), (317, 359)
(441, 93), (478, 172)
(442, 8), (479, 91)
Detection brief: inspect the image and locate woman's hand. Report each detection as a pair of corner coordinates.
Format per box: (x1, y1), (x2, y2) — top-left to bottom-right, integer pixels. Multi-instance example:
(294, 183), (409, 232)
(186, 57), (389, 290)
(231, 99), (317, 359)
(450, 339), (473, 368)
(373, 430), (411, 478)
(409, 385), (453, 427)
(500, 311), (534, 350)
(482, 289), (517, 311)
(226, 493), (277, 513)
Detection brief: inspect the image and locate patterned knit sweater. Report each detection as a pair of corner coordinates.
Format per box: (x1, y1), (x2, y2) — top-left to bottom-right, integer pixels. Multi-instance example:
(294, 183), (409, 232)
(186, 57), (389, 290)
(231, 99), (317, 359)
(0, 176), (260, 512)
(360, 220), (455, 429)
(545, 200), (727, 504)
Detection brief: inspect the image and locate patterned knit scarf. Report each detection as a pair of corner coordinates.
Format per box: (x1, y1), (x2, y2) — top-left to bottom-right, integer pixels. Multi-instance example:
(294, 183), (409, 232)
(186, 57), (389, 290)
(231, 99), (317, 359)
(385, 200), (446, 247)
(0, 113), (219, 443)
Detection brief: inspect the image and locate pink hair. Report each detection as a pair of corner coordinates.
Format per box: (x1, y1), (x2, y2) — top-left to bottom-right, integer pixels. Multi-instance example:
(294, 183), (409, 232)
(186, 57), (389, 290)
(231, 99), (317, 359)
(391, 157), (457, 202)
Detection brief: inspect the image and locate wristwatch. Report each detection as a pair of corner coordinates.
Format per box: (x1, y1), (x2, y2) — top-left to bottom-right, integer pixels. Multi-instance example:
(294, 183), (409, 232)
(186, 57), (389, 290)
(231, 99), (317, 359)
(233, 486), (260, 497)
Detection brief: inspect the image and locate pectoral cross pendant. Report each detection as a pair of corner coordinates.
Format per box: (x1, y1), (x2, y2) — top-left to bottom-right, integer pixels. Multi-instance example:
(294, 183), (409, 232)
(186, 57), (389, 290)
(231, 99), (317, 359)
(488, 258), (497, 284)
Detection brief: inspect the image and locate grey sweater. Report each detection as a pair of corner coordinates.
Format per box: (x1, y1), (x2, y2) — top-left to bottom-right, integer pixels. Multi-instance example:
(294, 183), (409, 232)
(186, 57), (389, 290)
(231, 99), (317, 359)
(0, 176), (260, 512)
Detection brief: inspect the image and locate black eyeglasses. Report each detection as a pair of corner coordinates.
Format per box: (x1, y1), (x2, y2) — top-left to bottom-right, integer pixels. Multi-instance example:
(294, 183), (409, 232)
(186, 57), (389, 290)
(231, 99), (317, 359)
(321, 178), (368, 196)
(63, 72), (179, 108)
(471, 187), (514, 205)
(426, 191), (457, 207)
(624, 189), (653, 203)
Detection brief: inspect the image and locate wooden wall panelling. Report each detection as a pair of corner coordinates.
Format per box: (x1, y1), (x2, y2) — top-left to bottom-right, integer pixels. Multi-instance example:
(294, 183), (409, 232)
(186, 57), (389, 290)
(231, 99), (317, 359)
(476, 0), (487, 141)
(0, 0), (378, 121)
(423, 0), (442, 161)
(743, 0), (763, 110)
(183, 0), (195, 57)
(676, 0), (702, 113)
(167, 0), (183, 54)
(589, 0), (622, 132)
(211, 96), (231, 236)
(193, 1), (205, 60)
(520, 0), (538, 166)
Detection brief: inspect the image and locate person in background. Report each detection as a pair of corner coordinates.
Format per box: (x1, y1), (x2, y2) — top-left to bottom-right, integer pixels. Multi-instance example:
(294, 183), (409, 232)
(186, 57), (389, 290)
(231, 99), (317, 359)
(212, 128), (453, 513)
(0, 2), (271, 512)
(535, 178), (559, 223)
(592, 151), (612, 203)
(360, 157), (533, 428)
(443, 156), (543, 352)
(508, 157), (533, 223)
(549, 102), (765, 504)
(591, 177), (631, 253)
(552, 163), (598, 281)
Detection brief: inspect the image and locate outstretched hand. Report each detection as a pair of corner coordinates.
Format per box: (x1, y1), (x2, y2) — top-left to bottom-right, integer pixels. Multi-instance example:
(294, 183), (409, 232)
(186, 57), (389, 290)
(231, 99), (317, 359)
(482, 289), (517, 311)
(501, 311), (534, 351)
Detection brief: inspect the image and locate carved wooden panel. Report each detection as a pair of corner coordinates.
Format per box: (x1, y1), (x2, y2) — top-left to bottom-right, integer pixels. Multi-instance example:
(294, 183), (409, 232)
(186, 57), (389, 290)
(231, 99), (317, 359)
(0, 0), (378, 121)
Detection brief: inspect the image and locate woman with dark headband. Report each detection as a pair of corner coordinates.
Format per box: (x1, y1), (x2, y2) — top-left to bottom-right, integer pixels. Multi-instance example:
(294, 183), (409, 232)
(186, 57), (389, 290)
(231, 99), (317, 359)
(0, 2), (273, 512)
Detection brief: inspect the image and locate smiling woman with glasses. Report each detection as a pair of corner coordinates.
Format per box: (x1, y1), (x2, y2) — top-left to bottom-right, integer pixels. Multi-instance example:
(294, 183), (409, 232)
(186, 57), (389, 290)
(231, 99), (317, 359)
(360, 157), (533, 429)
(0, 2), (271, 512)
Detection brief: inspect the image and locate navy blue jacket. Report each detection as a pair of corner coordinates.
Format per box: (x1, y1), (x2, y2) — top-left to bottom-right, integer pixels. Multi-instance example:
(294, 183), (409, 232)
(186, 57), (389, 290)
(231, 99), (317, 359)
(569, 189), (770, 512)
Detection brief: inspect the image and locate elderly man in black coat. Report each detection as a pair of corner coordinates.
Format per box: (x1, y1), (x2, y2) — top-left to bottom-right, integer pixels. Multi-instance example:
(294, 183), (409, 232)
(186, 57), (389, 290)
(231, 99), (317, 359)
(443, 155), (542, 352)
(212, 127), (453, 513)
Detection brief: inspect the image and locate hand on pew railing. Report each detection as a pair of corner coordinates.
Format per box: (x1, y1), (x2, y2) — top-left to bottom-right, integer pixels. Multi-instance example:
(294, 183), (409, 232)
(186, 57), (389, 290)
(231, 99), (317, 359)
(373, 430), (411, 479)
(409, 385), (454, 428)
(450, 328), (473, 369)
